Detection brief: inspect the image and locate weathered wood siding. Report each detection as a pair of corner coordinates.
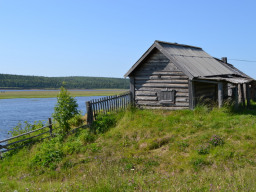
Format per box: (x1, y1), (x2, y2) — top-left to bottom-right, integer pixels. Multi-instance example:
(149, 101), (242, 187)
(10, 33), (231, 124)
(251, 81), (256, 101)
(132, 49), (189, 109)
(194, 81), (217, 104)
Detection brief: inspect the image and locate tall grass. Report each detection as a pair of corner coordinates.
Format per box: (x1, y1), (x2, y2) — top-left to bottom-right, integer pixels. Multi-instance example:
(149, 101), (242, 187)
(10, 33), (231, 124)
(1, 104), (256, 191)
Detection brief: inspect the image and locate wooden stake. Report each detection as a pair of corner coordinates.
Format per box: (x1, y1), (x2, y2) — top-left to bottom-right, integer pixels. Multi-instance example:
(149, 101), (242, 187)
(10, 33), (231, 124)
(48, 118), (53, 137)
(246, 83), (251, 108)
(218, 82), (223, 108)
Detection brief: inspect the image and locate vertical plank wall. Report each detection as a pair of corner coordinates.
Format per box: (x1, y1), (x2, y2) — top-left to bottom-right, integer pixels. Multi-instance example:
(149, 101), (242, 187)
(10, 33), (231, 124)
(132, 49), (189, 109)
(194, 82), (218, 104)
(194, 81), (230, 105)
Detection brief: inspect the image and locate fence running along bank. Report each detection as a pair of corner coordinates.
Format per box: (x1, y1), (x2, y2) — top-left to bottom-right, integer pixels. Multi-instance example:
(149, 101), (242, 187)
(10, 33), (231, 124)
(86, 92), (131, 125)
(0, 118), (54, 155)
(0, 92), (131, 156)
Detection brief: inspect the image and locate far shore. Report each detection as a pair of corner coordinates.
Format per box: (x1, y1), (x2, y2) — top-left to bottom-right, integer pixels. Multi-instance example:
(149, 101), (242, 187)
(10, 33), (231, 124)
(0, 89), (128, 99)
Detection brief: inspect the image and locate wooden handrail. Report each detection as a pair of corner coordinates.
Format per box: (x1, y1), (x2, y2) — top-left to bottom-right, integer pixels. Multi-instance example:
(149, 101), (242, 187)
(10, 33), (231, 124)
(0, 124), (51, 144)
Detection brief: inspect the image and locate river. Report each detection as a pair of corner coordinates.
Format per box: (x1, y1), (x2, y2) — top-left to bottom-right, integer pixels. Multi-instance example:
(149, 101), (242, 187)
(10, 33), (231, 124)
(0, 96), (103, 141)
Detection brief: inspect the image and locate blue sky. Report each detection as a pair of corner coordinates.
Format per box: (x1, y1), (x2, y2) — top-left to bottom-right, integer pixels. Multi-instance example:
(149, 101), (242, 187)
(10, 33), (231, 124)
(0, 0), (256, 78)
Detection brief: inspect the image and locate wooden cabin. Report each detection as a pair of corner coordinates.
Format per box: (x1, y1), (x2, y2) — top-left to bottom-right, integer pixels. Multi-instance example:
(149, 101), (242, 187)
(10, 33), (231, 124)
(124, 41), (255, 109)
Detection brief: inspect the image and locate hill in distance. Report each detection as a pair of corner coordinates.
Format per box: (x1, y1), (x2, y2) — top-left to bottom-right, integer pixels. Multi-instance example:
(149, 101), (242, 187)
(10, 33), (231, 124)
(0, 74), (129, 89)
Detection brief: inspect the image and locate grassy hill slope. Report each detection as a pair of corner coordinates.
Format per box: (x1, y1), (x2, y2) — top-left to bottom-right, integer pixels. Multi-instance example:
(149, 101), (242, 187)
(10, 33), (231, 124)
(1, 105), (256, 191)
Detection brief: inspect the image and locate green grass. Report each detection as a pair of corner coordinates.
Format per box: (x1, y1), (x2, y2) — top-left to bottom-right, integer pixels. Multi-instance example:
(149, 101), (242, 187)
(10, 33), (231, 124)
(1, 104), (256, 191)
(0, 89), (128, 99)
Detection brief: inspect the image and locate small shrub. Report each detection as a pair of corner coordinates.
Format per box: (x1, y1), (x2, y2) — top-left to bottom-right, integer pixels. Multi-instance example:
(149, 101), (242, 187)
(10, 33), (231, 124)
(197, 143), (210, 155)
(8, 121), (44, 137)
(209, 135), (224, 146)
(86, 143), (101, 153)
(6, 121), (45, 156)
(32, 148), (64, 170)
(68, 113), (84, 127)
(191, 157), (211, 170)
(176, 141), (189, 152)
(125, 163), (134, 171)
(61, 159), (75, 170)
(91, 113), (117, 133)
(62, 140), (82, 155)
(78, 129), (96, 144)
(31, 137), (64, 170)
(52, 87), (79, 135)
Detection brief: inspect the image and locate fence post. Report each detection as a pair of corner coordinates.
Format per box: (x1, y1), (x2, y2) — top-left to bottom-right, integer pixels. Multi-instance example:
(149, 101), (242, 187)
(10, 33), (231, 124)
(48, 118), (53, 137)
(86, 101), (93, 126)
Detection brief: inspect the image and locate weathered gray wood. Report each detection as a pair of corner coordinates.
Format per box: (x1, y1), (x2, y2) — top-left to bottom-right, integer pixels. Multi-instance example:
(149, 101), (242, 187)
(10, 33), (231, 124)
(218, 82), (223, 108)
(2, 130), (50, 148)
(136, 91), (157, 96)
(48, 118), (53, 137)
(135, 79), (188, 84)
(130, 77), (135, 105)
(136, 87), (189, 93)
(135, 71), (185, 76)
(241, 84), (246, 107)
(135, 76), (188, 80)
(234, 85), (239, 109)
(246, 83), (251, 108)
(251, 82), (256, 101)
(194, 81), (217, 104)
(238, 84), (242, 104)
(136, 100), (189, 107)
(135, 96), (158, 101)
(176, 92), (189, 97)
(193, 79), (219, 84)
(176, 97), (189, 102)
(135, 83), (188, 89)
(189, 80), (195, 109)
(106, 97), (109, 112)
(142, 106), (189, 110)
(86, 101), (93, 125)
(0, 125), (50, 144)
(103, 98), (107, 114)
(128, 48), (191, 109)
(154, 42), (194, 80)
(243, 84), (247, 101)
(122, 96), (125, 109)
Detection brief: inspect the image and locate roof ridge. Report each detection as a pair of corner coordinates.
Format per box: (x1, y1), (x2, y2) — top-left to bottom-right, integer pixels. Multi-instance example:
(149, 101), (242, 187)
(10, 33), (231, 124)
(155, 40), (202, 50)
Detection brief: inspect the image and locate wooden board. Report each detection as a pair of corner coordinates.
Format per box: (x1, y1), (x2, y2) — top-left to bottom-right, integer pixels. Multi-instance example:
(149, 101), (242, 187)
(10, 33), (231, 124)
(131, 49), (190, 109)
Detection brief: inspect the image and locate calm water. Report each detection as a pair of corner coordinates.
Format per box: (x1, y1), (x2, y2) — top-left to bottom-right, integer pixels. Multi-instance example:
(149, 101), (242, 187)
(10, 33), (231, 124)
(0, 96), (103, 141)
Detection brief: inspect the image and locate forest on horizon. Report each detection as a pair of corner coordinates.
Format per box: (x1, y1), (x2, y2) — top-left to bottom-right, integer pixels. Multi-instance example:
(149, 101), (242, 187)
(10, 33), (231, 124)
(0, 74), (129, 89)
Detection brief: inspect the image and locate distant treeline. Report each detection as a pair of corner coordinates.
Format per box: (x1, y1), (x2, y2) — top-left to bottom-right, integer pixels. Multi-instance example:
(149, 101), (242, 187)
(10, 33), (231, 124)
(0, 74), (129, 89)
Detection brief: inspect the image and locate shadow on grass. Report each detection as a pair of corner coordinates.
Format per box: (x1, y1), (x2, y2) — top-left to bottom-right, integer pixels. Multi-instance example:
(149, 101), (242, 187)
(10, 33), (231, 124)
(230, 101), (256, 116)
(195, 99), (256, 116)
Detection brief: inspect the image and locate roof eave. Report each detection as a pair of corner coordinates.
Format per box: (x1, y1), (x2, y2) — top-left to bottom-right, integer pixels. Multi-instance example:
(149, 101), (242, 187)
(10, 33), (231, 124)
(124, 42), (158, 78)
(154, 41), (194, 80)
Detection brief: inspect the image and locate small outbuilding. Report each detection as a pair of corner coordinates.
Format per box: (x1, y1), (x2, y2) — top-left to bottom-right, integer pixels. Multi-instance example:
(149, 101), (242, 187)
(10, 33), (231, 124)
(124, 40), (255, 109)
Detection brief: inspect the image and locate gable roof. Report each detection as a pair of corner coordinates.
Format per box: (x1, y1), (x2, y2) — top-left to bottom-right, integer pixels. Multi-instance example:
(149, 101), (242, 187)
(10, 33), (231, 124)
(214, 57), (252, 79)
(124, 41), (249, 80)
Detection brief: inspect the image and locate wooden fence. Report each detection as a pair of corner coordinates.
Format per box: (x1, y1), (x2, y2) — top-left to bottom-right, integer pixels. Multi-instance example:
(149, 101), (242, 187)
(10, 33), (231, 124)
(0, 118), (54, 155)
(86, 92), (131, 125)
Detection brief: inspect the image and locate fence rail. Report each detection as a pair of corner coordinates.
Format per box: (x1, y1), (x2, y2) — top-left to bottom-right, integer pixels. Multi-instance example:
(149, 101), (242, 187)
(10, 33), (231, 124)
(86, 92), (131, 125)
(0, 118), (54, 154)
(0, 92), (132, 155)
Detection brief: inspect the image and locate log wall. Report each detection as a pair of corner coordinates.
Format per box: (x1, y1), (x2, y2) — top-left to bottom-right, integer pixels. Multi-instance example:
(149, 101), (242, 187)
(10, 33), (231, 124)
(132, 49), (189, 109)
(194, 81), (217, 104)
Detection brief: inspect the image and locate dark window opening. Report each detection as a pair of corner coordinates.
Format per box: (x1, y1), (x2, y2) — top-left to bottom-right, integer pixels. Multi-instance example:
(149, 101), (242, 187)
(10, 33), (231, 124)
(159, 89), (176, 105)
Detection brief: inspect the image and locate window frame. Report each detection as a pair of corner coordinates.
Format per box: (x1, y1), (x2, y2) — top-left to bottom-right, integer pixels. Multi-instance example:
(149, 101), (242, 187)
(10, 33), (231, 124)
(159, 89), (176, 105)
